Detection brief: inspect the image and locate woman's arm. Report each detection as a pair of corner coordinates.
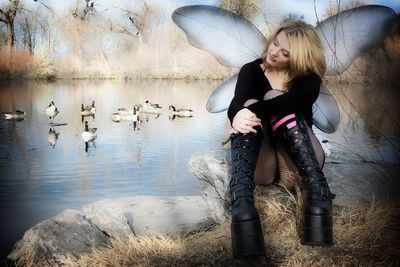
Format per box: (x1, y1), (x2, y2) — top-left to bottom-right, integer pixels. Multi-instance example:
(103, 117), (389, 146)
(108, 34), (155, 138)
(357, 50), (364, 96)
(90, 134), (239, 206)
(246, 73), (321, 121)
(227, 63), (258, 124)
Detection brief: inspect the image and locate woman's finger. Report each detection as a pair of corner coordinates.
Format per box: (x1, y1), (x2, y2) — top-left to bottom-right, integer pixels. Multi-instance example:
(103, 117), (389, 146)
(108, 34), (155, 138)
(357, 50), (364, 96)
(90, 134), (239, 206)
(242, 114), (261, 123)
(241, 124), (256, 133)
(245, 119), (261, 127)
(242, 119), (261, 128)
(237, 126), (249, 134)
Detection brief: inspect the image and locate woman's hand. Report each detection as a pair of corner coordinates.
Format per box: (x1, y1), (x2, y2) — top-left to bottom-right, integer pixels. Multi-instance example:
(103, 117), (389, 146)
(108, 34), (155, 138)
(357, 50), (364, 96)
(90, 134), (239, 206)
(231, 108), (262, 134)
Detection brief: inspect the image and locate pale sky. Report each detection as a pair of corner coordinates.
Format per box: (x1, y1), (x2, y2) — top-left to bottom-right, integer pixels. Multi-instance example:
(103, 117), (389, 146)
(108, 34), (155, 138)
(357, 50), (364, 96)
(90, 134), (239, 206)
(277, 0), (400, 24)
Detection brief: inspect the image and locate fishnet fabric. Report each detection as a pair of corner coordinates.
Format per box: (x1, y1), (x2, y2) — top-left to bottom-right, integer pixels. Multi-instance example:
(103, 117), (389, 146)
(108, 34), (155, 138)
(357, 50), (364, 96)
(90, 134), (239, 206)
(245, 90), (325, 189)
(253, 126), (324, 189)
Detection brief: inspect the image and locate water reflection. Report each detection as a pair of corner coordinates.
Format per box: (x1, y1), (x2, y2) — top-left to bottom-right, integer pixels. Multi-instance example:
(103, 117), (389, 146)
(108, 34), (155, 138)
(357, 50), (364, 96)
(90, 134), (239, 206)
(46, 128), (59, 148)
(3, 110), (27, 121)
(81, 114), (95, 123)
(329, 82), (400, 138)
(318, 81), (400, 164)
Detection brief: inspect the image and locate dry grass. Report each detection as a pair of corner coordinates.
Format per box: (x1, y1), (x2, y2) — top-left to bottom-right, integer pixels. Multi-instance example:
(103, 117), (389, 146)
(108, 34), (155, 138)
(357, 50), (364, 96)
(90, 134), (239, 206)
(15, 186), (397, 267)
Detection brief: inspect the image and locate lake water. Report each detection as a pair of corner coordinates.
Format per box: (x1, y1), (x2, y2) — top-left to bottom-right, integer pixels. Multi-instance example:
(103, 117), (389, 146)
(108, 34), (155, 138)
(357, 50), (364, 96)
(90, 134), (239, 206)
(0, 79), (399, 261)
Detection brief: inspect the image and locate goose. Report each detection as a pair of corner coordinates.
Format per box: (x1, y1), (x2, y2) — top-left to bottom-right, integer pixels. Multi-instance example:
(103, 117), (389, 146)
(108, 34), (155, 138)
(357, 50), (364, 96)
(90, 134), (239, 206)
(3, 110), (27, 120)
(138, 101), (162, 114)
(116, 107), (134, 115)
(169, 105), (194, 117)
(86, 101), (96, 114)
(112, 105), (140, 122)
(46, 128), (59, 148)
(145, 100), (162, 109)
(80, 103), (94, 116)
(81, 121), (97, 142)
(45, 101), (59, 123)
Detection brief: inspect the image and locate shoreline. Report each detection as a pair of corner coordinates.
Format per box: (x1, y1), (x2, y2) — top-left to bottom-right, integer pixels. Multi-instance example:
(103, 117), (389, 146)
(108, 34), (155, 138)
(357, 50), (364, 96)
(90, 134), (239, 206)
(0, 74), (398, 88)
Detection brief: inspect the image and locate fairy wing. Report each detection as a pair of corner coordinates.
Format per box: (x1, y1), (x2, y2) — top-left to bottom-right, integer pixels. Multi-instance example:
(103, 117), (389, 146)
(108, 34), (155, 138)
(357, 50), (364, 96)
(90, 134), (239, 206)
(315, 5), (397, 75)
(313, 85), (340, 133)
(171, 5), (266, 68)
(206, 74), (238, 113)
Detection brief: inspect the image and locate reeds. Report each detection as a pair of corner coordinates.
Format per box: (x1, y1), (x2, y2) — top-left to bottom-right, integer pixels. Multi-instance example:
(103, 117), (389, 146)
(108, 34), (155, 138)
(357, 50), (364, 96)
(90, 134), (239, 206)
(0, 48), (35, 78)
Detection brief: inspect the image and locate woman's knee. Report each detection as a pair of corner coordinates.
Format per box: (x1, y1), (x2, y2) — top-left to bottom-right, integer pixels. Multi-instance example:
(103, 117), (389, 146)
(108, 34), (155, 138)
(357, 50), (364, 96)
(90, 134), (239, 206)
(243, 99), (259, 107)
(263, 89), (284, 101)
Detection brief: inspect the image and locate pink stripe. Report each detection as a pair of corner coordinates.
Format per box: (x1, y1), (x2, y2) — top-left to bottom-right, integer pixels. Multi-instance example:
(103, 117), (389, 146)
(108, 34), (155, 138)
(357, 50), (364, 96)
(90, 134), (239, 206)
(271, 114), (296, 132)
(287, 121), (297, 129)
(270, 115), (278, 124)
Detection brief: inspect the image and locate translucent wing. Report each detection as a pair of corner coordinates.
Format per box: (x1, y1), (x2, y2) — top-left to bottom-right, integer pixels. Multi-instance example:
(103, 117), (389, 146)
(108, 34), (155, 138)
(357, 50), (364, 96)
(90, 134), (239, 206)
(313, 85), (340, 133)
(316, 5), (397, 75)
(171, 5), (266, 68)
(206, 74), (238, 113)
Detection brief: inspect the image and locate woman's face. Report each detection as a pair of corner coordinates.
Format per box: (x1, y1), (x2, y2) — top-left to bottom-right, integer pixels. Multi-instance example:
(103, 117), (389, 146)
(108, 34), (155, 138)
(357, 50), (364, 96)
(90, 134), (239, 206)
(266, 31), (290, 70)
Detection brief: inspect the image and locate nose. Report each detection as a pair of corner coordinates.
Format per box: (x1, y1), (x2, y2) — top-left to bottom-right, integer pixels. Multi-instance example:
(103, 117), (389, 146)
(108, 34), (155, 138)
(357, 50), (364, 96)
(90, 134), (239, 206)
(270, 47), (279, 57)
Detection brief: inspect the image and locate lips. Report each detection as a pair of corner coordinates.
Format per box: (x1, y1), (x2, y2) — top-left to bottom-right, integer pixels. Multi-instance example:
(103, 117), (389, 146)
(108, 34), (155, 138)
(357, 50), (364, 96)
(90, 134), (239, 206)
(268, 54), (276, 62)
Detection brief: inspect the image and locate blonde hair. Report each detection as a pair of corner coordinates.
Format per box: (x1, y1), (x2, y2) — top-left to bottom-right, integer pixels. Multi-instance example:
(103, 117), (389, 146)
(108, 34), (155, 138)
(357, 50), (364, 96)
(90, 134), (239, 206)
(261, 20), (326, 91)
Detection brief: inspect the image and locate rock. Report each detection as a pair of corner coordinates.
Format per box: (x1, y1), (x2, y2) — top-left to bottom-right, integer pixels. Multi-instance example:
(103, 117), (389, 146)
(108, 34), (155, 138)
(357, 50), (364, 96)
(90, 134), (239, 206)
(189, 148), (400, 211)
(7, 209), (111, 265)
(188, 149), (231, 224)
(8, 196), (211, 265)
(82, 196), (211, 238)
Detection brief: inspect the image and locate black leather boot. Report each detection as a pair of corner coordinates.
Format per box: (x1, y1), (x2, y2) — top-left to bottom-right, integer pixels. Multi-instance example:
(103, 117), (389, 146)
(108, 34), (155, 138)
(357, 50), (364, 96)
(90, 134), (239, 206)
(273, 113), (335, 246)
(229, 129), (265, 258)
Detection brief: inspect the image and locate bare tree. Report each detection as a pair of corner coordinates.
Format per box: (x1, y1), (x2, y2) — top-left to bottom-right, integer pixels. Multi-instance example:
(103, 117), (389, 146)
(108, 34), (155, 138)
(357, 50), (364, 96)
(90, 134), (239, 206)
(107, 0), (150, 37)
(0, 0), (22, 50)
(21, 16), (33, 52)
(72, 0), (95, 21)
(325, 0), (365, 17)
(219, 0), (263, 22)
(282, 13), (304, 22)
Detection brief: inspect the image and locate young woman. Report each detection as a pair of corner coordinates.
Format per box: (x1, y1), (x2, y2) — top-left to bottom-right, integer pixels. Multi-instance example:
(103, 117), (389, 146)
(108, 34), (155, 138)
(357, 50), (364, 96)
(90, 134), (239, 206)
(227, 19), (335, 258)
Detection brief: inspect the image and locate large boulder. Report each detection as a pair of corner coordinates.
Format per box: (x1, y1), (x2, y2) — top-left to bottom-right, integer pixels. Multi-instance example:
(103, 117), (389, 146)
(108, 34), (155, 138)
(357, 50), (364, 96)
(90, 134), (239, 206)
(7, 209), (111, 266)
(8, 196), (211, 265)
(188, 149), (231, 224)
(82, 196), (211, 238)
(189, 148), (400, 211)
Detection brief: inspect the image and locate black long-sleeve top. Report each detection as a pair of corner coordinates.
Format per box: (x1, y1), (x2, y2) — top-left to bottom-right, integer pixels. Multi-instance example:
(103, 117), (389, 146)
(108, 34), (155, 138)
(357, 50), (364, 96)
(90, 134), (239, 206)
(227, 58), (321, 125)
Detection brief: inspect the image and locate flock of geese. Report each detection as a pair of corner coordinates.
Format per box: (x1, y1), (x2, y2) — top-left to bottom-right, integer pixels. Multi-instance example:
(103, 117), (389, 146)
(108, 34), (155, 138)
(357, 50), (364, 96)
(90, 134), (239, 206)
(3, 100), (194, 149)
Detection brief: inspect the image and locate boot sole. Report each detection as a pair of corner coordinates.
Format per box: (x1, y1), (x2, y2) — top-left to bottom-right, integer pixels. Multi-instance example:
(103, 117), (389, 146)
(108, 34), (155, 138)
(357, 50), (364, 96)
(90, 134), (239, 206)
(231, 220), (265, 258)
(302, 214), (333, 246)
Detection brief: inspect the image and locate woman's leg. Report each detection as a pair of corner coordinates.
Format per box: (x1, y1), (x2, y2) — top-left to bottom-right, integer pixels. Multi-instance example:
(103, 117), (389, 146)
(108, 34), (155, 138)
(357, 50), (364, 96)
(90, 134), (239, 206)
(229, 98), (265, 258)
(265, 90), (334, 245)
(270, 112), (335, 245)
(264, 90), (324, 169)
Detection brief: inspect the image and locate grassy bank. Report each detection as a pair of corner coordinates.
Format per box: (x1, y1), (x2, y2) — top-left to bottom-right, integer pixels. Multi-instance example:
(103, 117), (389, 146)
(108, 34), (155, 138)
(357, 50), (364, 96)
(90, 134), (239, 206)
(1, 32), (399, 83)
(14, 186), (399, 267)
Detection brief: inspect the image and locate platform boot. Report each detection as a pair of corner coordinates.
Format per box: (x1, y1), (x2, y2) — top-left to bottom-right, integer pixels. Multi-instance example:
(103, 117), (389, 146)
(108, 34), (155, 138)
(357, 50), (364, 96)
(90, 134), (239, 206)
(229, 127), (266, 258)
(271, 113), (335, 245)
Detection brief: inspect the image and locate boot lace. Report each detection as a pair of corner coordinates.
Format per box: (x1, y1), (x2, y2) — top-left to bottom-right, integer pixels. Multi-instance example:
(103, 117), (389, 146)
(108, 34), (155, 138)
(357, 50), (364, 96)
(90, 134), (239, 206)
(228, 134), (260, 202)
